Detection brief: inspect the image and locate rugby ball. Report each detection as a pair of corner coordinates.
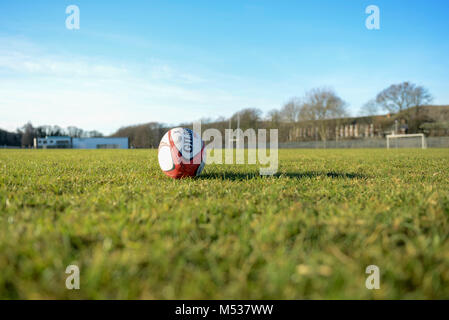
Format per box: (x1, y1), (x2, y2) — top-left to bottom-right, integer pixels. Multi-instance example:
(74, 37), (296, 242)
(158, 128), (206, 179)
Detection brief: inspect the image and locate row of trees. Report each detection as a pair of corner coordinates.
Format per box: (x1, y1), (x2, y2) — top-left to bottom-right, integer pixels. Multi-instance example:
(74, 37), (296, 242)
(109, 81), (438, 146)
(111, 122), (164, 148)
(360, 81), (433, 115)
(266, 81), (432, 124)
(1, 81), (439, 147)
(360, 82), (434, 134)
(18, 123), (104, 147)
(266, 87), (347, 141)
(0, 129), (22, 147)
(260, 81), (434, 141)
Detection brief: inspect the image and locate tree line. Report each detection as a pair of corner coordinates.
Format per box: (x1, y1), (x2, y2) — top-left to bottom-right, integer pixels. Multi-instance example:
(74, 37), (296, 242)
(198, 81), (435, 143)
(0, 123), (105, 148)
(1, 81), (442, 148)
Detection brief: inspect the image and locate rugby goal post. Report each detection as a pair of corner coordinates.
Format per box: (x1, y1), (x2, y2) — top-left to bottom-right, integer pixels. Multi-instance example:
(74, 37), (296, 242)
(386, 133), (427, 149)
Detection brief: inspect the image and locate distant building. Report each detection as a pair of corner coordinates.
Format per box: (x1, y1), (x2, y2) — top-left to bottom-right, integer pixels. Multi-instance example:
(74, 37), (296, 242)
(34, 136), (72, 148)
(72, 137), (129, 149)
(286, 105), (449, 142)
(34, 136), (129, 149)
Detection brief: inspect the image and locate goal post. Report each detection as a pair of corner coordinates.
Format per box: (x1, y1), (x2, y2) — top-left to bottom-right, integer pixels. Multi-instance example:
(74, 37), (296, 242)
(386, 133), (427, 149)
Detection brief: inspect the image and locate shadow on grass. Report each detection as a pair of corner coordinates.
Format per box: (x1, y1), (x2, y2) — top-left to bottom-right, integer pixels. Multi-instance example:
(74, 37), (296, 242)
(200, 171), (367, 181)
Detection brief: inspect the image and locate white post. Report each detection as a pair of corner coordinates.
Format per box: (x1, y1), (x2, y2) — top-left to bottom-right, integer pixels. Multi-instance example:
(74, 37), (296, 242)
(386, 133), (426, 149)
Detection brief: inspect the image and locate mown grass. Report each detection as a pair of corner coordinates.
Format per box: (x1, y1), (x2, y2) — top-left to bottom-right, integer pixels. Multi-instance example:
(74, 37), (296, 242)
(0, 148), (448, 299)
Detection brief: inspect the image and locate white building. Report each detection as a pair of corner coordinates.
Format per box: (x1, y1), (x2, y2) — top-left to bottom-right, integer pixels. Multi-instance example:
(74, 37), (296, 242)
(34, 136), (129, 149)
(34, 136), (72, 149)
(72, 137), (128, 149)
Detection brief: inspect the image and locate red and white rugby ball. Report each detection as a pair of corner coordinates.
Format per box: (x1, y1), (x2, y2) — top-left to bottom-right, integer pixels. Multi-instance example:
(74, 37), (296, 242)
(158, 128), (206, 179)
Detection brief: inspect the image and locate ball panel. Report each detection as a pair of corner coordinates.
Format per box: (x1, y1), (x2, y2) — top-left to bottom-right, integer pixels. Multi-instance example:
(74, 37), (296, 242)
(158, 146), (175, 171)
(169, 128), (202, 161)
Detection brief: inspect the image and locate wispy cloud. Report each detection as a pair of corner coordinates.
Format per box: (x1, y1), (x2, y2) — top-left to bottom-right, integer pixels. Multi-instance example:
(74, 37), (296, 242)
(0, 36), (275, 134)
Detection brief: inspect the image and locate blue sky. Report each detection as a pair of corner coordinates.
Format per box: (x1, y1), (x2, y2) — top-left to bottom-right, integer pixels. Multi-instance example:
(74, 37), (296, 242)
(1, 0), (448, 134)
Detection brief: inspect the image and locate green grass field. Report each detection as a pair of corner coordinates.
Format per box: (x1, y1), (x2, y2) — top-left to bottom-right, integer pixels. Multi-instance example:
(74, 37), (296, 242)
(1, 148), (449, 299)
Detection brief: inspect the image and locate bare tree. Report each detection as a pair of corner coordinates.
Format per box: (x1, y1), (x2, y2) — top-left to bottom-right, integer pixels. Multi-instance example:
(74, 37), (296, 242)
(359, 99), (380, 116)
(34, 126), (47, 138)
(86, 130), (104, 138)
(298, 88), (347, 141)
(280, 98), (301, 122)
(67, 126), (84, 138)
(376, 82), (433, 114)
(267, 109), (282, 125)
(231, 108), (262, 130)
(21, 122), (35, 147)
(111, 122), (162, 148)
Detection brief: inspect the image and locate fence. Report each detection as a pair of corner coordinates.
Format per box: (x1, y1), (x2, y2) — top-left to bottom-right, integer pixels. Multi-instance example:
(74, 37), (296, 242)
(279, 136), (449, 149)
